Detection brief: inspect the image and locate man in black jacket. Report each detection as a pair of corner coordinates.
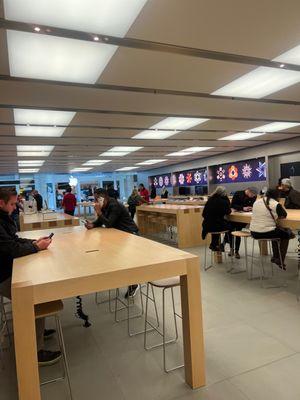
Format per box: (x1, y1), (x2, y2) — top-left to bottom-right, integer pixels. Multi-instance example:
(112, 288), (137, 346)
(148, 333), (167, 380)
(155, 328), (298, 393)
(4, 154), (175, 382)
(229, 187), (258, 258)
(32, 189), (43, 211)
(0, 188), (61, 366)
(85, 188), (139, 297)
(281, 178), (300, 209)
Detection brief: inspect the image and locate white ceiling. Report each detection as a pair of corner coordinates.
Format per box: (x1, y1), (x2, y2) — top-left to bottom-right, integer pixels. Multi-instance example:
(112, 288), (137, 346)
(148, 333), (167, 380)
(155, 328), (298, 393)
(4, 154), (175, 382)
(0, 0), (300, 174)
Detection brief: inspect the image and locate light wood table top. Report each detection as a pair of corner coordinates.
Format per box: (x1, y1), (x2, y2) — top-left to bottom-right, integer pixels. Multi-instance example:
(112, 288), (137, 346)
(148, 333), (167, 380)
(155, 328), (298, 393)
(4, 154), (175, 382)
(138, 204), (203, 213)
(166, 199), (207, 206)
(228, 210), (300, 230)
(12, 226), (205, 398)
(21, 212), (77, 223)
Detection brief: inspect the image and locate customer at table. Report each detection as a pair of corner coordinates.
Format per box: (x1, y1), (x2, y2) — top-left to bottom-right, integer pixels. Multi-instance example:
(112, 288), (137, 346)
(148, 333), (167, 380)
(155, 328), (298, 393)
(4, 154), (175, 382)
(281, 178), (300, 209)
(32, 189), (43, 211)
(230, 187), (258, 258)
(139, 183), (150, 203)
(62, 186), (77, 216)
(127, 188), (145, 219)
(250, 188), (293, 269)
(150, 184), (156, 200)
(85, 188), (139, 298)
(161, 186), (169, 199)
(0, 188), (61, 366)
(202, 186), (232, 251)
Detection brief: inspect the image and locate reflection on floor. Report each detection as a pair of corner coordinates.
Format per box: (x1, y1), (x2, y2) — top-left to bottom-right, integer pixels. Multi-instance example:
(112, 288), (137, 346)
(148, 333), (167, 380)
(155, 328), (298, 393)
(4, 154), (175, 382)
(1, 238), (300, 400)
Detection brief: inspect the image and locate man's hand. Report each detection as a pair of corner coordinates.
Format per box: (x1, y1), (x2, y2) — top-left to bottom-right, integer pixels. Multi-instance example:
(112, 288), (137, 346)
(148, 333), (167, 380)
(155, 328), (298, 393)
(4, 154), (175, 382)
(85, 221), (94, 230)
(243, 206), (252, 212)
(34, 238), (52, 251)
(94, 202), (102, 216)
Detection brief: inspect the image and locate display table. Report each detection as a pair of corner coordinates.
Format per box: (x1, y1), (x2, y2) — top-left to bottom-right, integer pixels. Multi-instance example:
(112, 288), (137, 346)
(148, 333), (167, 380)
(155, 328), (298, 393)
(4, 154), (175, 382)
(137, 204), (205, 248)
(19, 212), (80, 232)
(13, 226), (205, 399)
(228, 210), (300, 229)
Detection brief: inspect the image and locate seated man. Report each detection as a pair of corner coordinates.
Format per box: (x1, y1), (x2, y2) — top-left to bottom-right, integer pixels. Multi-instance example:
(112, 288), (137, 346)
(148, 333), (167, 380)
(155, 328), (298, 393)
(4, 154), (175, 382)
(281, 178), (300, 209)
(85, 188), (139, 297)
(0, 188), (61, 366)
(229, 187), (258, 258)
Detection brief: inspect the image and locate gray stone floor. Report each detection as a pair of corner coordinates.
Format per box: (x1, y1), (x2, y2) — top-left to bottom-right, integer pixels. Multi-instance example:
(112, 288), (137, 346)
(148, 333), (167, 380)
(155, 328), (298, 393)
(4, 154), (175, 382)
(1, 238), (300, 400)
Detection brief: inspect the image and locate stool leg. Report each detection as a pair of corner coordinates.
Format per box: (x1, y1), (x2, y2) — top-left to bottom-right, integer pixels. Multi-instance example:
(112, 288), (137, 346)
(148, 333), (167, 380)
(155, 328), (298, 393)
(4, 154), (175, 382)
(55, 316), (73, 400)
(170, 288), (179, 341)
(250, 239), (255, 279)
(244, 237), (249, 279)
(204, 241), (207, 270)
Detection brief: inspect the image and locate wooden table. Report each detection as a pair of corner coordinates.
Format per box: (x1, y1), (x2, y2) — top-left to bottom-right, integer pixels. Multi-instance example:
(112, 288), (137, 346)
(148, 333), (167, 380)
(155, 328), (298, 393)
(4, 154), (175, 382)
(137, 204), (205, 248)
(228, 209), (300, 229)
(12, 226), (205, 399)
(19, 212), (80, 232)
(166, 199), (207, 206)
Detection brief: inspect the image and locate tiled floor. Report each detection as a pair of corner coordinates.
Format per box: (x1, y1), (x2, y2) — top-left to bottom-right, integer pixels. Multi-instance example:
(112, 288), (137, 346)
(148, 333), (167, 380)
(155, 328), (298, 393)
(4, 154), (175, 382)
(1, 238), (300, 400)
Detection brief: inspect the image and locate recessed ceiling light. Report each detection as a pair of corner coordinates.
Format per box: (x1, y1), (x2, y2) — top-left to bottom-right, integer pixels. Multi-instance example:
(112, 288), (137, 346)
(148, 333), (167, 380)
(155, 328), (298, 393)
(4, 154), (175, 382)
(18, 160), (45, 166)
(14, 109), (75, 137)
(100, 146), (143, 156)
(16, 145), (54, 157)
(18, 168), (39, 173)
(70, 167), (92, 172)
(136, 159), (167, 165)
(166, 147), (213, 156)
(34, 26), (40, 32)
(82, 159), (111, 166)
(93, 36), (99, 41)
(280, 64), (285, 68)
(132, 117), (209, 139)
(220, 121), (300, 140)
(115, 166), (139, 171)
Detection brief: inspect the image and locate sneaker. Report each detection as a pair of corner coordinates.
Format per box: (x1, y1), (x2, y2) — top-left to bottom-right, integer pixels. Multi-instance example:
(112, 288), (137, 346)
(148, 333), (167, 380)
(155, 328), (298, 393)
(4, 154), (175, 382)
(235, 252), (241, 259)
(124, 285), (139, 299)
(38, 350), (61, 367)
(43, 329), (56, 340)
(228, 249), (234, 257)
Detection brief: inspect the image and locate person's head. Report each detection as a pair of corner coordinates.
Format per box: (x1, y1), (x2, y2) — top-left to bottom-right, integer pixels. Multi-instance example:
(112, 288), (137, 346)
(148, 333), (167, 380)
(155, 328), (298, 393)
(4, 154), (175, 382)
(281, 178), (292, 192)
(278, 178), (283, 186)
(66, 186), (72, 193)
(245, 187), (258, 198)
(0, 188), (18, 215)
(265, 188), (280, 204)
(131, 188), (139, 196)
(94, 188), (109, 207)
(107, 183), (114, 189)
(211, 186), (227, 197)
(138, 183), (145, 191)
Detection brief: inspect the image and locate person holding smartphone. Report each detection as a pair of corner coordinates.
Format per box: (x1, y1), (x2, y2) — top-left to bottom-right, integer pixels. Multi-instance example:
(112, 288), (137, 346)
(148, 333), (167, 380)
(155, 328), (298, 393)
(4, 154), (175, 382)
(85, 188), (139, 298)
(0, 188), (61, 366)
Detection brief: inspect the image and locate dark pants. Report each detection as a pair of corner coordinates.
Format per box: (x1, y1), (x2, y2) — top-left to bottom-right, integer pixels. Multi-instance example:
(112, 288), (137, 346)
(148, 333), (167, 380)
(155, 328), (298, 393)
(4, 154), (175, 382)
(65, 210), (75, 216)
(251, 228), (290, 263)
(128, 206), (136, 220)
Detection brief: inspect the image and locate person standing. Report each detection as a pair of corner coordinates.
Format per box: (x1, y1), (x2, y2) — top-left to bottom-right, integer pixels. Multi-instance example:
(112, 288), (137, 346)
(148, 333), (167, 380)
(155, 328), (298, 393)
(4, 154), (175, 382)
(127, 188), (145, 219)
(150, 184), (156, 200)
(250, 188), (293, 268)
(161, 186), (169, 199)
(32, 190), (43, 211)
(281, 178), (300, 209)
(229, 187), (258, 258)
(138, 183), (150, 203)
(202, 186), (232, 251)
(0, 188), (61, 365)
(62, 186), (77, 216)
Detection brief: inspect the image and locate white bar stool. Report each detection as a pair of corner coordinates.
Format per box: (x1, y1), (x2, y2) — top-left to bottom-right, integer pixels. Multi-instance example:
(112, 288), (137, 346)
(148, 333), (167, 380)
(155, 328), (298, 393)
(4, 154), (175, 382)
(228, 230), (252, 278)
(204, 230), (229, 271)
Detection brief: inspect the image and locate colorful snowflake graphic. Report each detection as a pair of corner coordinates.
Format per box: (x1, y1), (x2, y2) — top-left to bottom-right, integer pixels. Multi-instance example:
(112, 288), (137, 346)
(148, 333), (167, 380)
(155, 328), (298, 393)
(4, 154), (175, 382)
(242, 163), (252, 179)
(217, 167), (226, 181)
(228, 165), (238, 181)
(256, 161), (266, 178)
(186, 173), (193, 184)
(194, 171), (202, 184)
(171, 174), (177, 186)
(164, 175), (170, 186)
(158, 176), (164, 187)
(153, 177), (158, 186)
(203, 170), (208, 182)
(178, 173), (185, 185)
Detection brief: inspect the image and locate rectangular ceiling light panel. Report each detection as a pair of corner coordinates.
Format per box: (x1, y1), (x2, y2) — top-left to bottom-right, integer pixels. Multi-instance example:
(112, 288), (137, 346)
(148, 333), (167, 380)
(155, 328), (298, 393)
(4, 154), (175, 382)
(167, 147), (213, 156)
(5, 0), (147, 83)
(116, 166), (139, 171)
(133, 117), (209, 139)
(100, 146), (143, 157)
(18, 168), (39, 173)
(70, 167), (92, 172)
(14, 109), (75, 137)
(16, 145), (54, 157)
(83, 160), (111, 166)
(136, 159), (167, 165)
(18, 160), (45, 166)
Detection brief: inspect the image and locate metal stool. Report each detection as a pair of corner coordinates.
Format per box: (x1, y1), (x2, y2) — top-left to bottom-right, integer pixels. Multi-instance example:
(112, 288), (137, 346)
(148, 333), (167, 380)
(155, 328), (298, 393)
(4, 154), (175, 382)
(204, 230), (229, 271)
(35, 300), (73, 399)
(144, 277), (183, 373)
(251, 238), (285, 288)
(95, 290), (116, 313)
(228, 231), (252, 278)
(0, 297), (11, 370)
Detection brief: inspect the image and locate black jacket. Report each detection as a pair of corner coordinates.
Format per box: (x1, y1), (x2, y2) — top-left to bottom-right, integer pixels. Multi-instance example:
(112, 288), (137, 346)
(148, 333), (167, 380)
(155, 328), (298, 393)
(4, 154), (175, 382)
(284, 188), (300, 209)
(202, 195), (231, 239)
(34, 193), (43, 211)
(0, 210), (38, 283)
(107, 188), (119, 200)
(93, 198), (138, 234)
(231, 190), (256, 211)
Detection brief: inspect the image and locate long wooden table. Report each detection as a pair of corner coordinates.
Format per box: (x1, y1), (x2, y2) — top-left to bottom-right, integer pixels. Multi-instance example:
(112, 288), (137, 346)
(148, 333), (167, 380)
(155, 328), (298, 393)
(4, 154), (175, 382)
(137, 204), (205, 248)
(228, 209), (300, 229)
(19, 212), (80, 232)
(12, 226), (205, 399)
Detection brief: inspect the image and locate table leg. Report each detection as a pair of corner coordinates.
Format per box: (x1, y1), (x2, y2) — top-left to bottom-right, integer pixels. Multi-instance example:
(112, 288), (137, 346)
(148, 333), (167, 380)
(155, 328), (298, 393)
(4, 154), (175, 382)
(180, 257), (206, 388)
(12, 284), (41, 400)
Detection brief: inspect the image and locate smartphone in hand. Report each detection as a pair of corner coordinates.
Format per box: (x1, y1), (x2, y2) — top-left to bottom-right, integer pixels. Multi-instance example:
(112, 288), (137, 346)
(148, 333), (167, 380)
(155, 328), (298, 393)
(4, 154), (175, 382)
(48, 233), (54, 239)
